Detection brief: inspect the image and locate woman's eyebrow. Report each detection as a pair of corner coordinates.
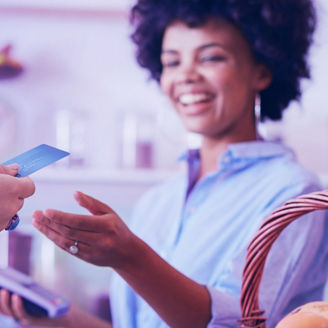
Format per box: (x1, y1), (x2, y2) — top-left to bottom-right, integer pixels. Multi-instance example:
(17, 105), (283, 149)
(161, 49), (178, 55)
(198, 42), (227, 51)
(161, 42), (227, 55)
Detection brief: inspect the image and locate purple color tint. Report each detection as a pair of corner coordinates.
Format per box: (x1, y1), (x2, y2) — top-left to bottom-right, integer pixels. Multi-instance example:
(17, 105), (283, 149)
(8, 230), (32, 275)
(136, 141), (153, 169)
(186, 149), (200, 199)
(90, 293), (112, 323)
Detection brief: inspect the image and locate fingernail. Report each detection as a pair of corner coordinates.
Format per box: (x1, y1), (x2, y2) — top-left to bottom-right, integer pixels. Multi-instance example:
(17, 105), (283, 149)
(32, 218), (40, 228)
(44, 209), (54, 218)
(7, 164), (19, 172)
(32, 210), (42, 220)
(75, 191), (83, 197)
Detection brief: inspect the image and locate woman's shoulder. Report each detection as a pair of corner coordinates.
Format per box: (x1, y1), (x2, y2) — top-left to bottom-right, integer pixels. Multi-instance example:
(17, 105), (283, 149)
(256, 141), (320, 188)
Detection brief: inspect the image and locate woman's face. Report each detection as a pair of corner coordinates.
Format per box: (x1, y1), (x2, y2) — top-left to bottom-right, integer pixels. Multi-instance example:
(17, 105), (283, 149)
(160, 18), (271, 141)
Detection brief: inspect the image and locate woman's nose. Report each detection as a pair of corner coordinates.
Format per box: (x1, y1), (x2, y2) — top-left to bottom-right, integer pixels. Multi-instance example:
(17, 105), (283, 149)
(176, 61), (202, 84)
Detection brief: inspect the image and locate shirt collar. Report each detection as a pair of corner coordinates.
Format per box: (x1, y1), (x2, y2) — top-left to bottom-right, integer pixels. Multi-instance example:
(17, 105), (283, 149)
(178, 148), (200, 162)
(179, 140), (294, 166)
(226, 140), (293, 159)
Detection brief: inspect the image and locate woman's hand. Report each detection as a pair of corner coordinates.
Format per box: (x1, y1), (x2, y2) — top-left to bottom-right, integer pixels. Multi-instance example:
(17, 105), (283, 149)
(0, 290), (70, 327)
(0, 164), (35, 230)
(32, 191), (138, 270)
(32, 191), (211, 328)
(0, 290), (111, 328)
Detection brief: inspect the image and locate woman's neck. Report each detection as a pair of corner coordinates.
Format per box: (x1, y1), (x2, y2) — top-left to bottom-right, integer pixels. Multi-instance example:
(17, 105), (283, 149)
(198, 141), (229, 180)
(197, 133), (258, 181)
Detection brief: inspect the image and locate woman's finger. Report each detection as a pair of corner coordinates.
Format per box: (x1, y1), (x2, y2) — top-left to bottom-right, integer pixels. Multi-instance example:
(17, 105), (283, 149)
(32, 214), (96, 254)
(0, 289), (14, 316)
(16, 177), (35, 198)
(10, 294), (30, 323)
(33, 216), (79, 252)
(34, 209), (113, 233)
(11, 294), (68, 327)
(33, 219), (101, 263)
(32, 213), (103, 246)
(0, 164), (19, 176)
(74, 191), (113, 215)
(16, 198), (24, 212)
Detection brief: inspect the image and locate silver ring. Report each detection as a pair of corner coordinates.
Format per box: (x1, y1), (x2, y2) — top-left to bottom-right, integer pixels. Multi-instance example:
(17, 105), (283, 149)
(69, 241), (79, 255)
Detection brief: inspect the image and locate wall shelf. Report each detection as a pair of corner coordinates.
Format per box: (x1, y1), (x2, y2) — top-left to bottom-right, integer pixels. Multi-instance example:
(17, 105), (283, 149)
(0, 0), (131, 10)
(31, 167), (181, 185)
(0, 0), (132, 16)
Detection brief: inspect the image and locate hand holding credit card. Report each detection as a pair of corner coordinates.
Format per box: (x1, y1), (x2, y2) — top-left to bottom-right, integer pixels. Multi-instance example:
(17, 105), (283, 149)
(2, 144), (70, 177)
(0, 145), (71, 318)
(2, 144), (69, 230)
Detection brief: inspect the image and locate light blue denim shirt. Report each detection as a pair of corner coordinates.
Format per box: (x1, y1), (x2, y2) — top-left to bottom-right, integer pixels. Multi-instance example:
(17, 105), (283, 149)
(110, 140), (328, 328)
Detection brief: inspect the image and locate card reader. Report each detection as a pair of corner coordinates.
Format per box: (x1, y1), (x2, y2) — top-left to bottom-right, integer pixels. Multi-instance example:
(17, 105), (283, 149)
(0, 267), (70, 317)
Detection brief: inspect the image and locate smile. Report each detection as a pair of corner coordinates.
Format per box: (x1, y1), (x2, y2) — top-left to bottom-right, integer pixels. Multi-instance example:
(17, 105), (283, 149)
(178, 93), (215, 105)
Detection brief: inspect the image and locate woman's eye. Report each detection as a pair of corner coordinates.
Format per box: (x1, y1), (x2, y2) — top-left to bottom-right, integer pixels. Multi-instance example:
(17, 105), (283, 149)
(200, 56), (226, 63)
(162, 60), (180, 68)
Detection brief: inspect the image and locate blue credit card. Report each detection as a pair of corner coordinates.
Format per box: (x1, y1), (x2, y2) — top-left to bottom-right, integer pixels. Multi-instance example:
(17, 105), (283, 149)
(2, 144), (70, 177)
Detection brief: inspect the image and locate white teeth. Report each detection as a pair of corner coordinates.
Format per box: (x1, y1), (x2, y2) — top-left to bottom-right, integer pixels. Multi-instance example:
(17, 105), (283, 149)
(179, 93), (212, 105)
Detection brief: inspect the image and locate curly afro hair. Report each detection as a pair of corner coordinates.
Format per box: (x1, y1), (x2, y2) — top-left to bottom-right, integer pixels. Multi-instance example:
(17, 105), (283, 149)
(130, 0), (316, 121)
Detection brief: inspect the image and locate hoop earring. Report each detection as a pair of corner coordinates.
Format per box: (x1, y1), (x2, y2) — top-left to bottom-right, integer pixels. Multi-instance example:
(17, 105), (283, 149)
(254, 94), (264, 140)
(254, 94), (261, 124)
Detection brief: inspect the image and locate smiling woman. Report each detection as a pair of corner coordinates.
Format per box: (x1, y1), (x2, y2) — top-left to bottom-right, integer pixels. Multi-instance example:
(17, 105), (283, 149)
(159, 19), (271, 144)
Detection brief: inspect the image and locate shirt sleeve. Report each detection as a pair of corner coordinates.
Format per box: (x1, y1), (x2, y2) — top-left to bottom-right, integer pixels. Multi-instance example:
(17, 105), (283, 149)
(206, 185), (328, 328)
(206, 286), (241, 328)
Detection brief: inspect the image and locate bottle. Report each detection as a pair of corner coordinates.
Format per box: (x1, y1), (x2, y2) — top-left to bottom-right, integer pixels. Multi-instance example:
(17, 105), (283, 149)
(120, 112), (154, 169)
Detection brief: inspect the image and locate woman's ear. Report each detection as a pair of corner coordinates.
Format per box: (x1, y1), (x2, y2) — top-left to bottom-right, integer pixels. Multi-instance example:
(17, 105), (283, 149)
(255, 64), (272, 91)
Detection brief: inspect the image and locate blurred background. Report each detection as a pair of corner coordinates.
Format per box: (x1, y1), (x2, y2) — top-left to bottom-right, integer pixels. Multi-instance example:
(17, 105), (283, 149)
(0, 0), (328, 326)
